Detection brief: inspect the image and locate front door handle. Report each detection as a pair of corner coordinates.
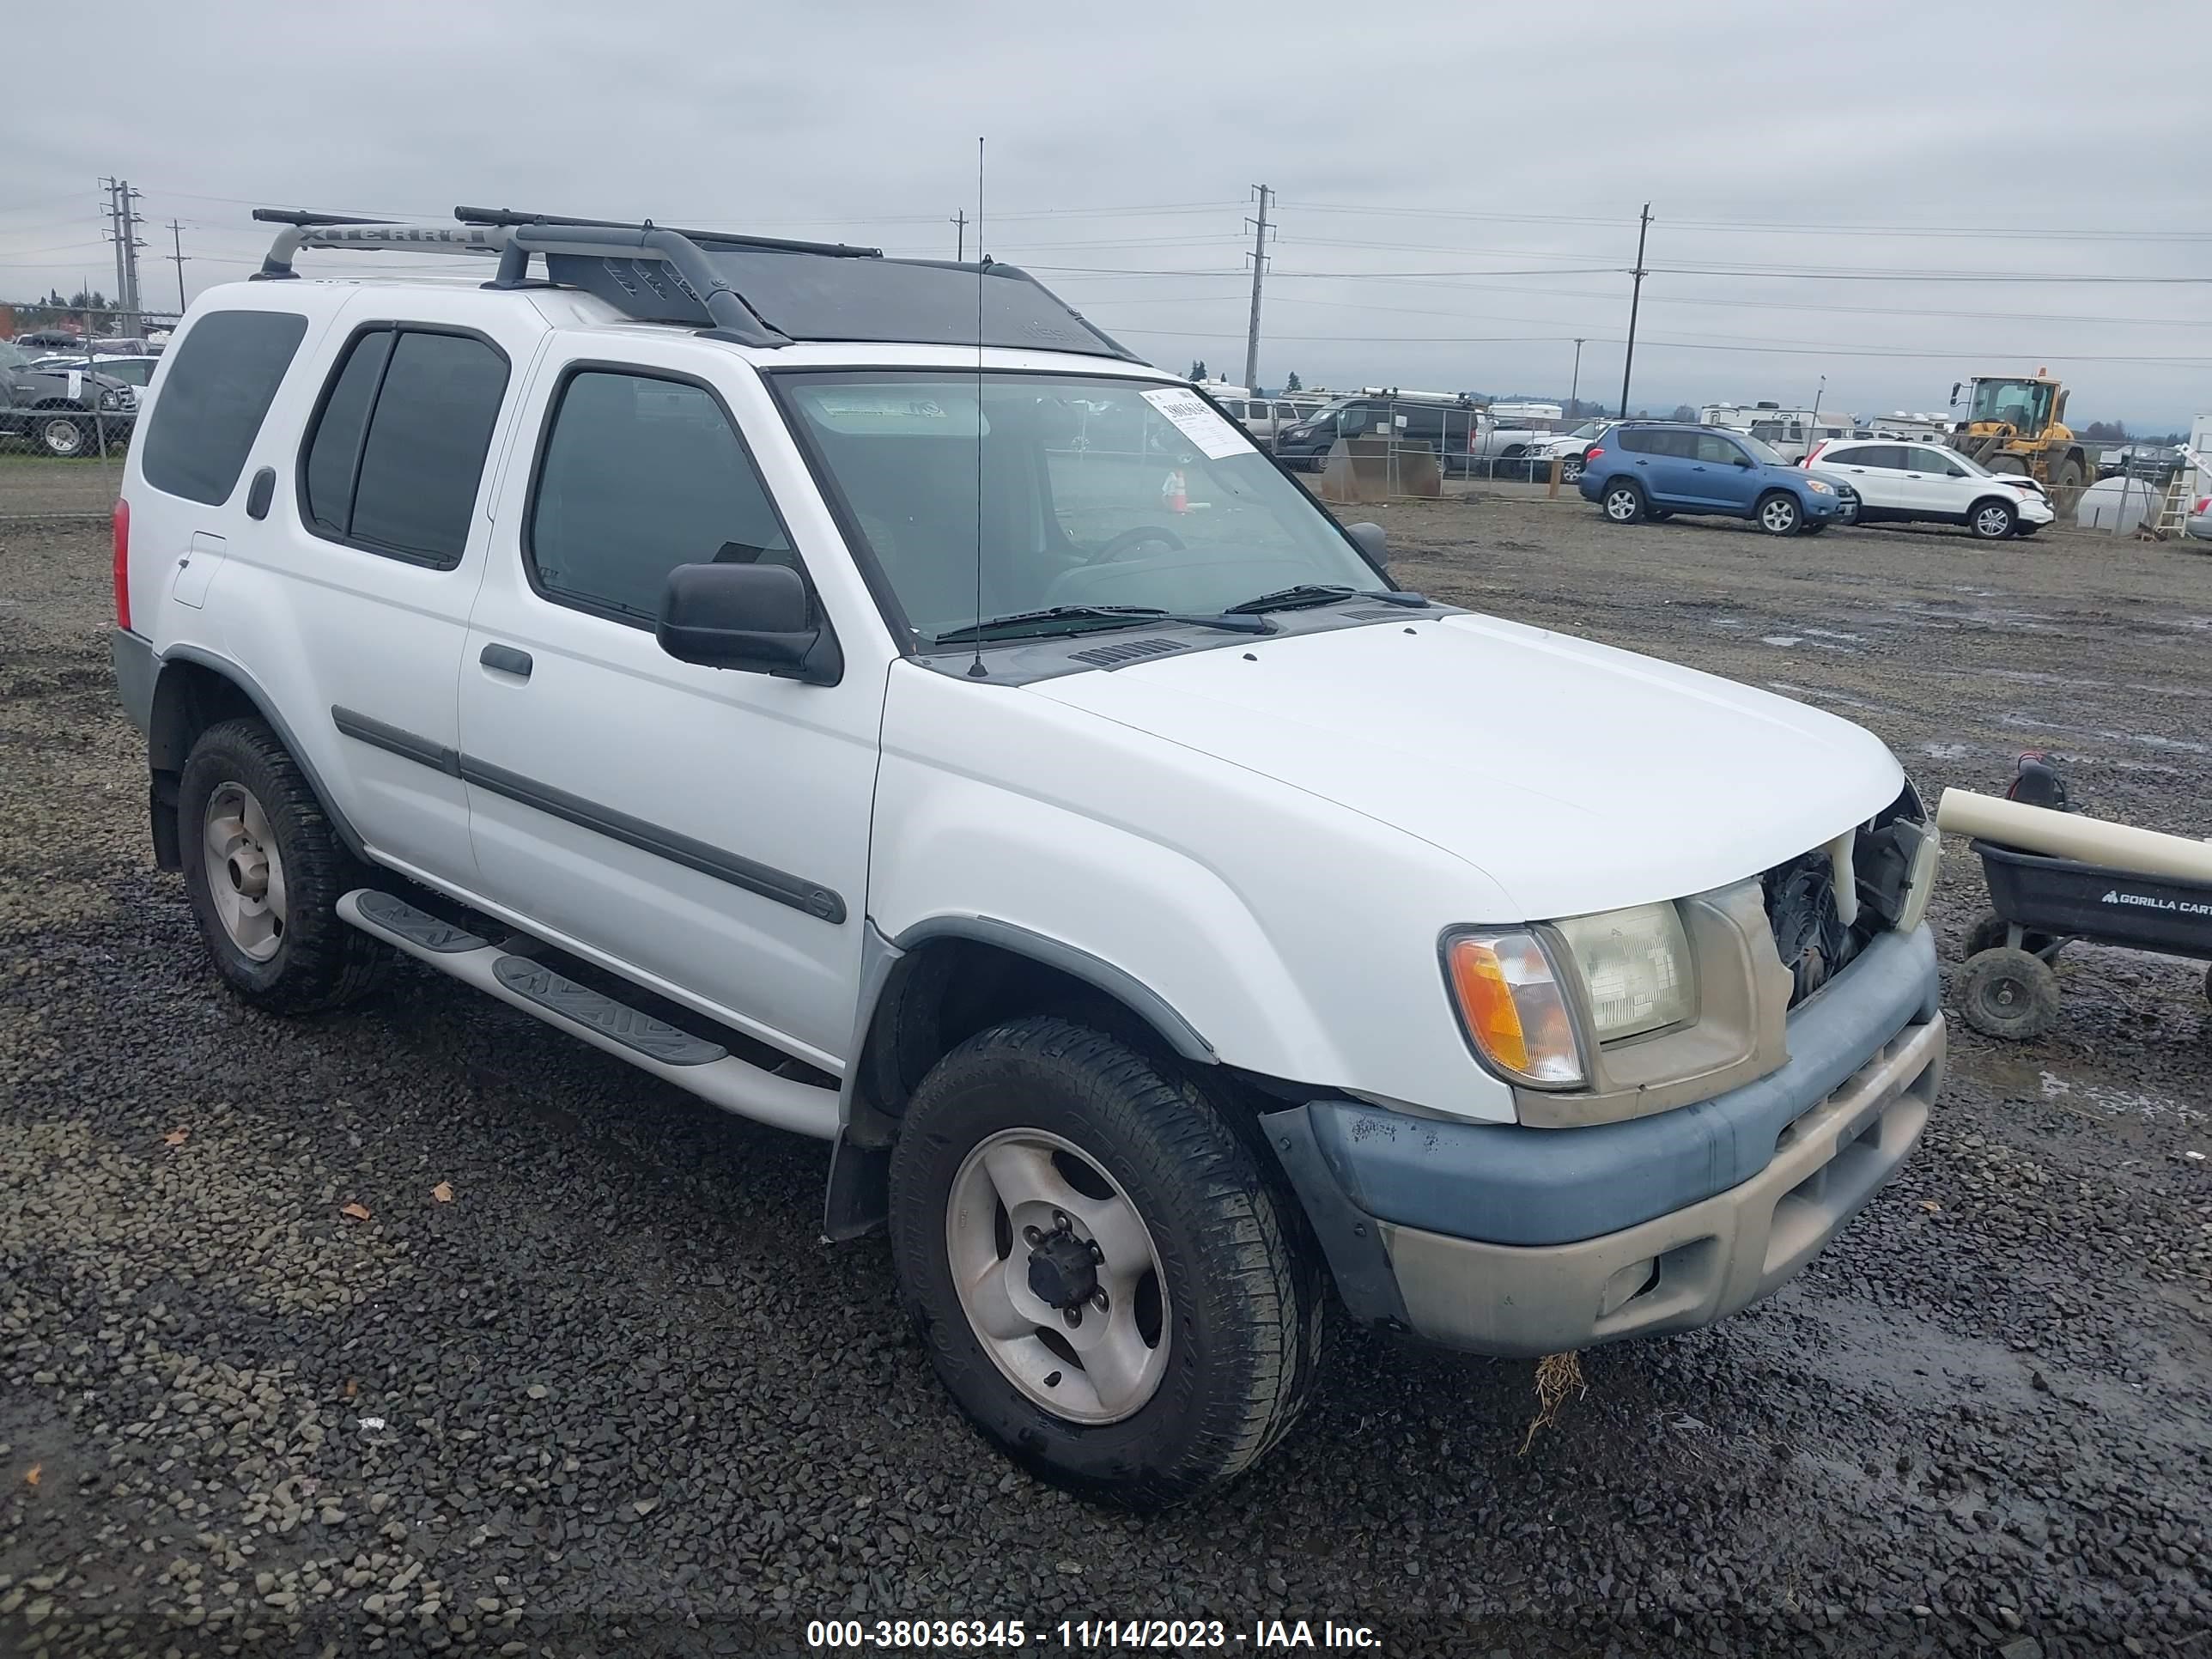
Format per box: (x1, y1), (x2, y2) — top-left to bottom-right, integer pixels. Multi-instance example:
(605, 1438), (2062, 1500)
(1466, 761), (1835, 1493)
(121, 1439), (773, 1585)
(479, 644), (533, 679)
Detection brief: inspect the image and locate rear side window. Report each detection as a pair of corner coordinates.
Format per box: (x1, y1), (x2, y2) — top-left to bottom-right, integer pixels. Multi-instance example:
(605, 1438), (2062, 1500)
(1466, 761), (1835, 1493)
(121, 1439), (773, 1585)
(300, 325), (509, 568)
(1619, 428), (1660, 454)
(140, 310), (307, 506)
(526, 369), (794, 626)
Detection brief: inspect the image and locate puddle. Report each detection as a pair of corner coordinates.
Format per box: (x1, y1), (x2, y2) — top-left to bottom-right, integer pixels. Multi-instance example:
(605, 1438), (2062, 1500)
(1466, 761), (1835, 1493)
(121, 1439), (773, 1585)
(1999, 712), (2209, 757)
(2039, 1071), (2204, 1127)
(1761, 635), (1802, 647)
(1919, 741), (1977, 761)
(1801, 628), (1863, 642)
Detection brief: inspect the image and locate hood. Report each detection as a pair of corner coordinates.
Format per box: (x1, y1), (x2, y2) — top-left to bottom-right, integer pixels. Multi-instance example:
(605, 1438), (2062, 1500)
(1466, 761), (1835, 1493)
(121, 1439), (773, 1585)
(1029, 611), (1903, 920)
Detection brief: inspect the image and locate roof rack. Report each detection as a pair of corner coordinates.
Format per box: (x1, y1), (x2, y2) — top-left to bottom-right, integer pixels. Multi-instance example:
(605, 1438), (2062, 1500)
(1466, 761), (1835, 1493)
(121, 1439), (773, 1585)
(250, 204), (1143, 362)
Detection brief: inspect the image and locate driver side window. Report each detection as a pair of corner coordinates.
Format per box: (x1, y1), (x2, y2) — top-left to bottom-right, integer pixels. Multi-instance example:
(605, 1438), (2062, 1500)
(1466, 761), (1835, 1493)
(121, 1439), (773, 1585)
(526, 368), (797, 628)
(1695, 432), (1746, 465)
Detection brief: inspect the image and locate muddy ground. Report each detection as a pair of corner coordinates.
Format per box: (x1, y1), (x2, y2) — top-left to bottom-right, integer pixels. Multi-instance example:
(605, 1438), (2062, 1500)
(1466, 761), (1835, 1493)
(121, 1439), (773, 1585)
(2, 497), (2208, 1658)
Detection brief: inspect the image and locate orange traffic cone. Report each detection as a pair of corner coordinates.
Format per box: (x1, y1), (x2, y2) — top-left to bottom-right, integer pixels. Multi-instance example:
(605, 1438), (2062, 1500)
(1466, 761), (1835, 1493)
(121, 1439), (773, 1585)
(1162, 469), (1188, 514)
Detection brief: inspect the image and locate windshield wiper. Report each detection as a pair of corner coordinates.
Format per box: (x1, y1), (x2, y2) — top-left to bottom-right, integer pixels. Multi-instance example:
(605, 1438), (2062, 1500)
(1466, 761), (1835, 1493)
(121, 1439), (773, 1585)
(932, 605), (1267, 647)
(1221, 584), (1428, 616)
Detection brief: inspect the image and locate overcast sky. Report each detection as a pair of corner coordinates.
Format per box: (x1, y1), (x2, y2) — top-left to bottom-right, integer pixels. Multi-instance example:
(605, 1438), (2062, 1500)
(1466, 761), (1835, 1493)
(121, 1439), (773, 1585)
(9, 1), (2209, 428)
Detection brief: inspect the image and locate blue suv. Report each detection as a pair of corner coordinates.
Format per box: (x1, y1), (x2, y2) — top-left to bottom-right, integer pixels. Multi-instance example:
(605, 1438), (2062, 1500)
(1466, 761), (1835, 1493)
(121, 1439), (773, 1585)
(1579, 422), (1853, 535)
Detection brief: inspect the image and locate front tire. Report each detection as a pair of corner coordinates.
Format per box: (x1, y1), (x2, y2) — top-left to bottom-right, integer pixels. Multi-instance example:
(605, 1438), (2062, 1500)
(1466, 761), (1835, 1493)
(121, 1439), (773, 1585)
(1560, 455), (1584, 483)
(889, 1017), (1322, 1509)
(1755, 491), (1802, 536)
(179, 719), (389, 1012)
(1970, 497), (2017, 539)
(1601, 481), (1646, 524)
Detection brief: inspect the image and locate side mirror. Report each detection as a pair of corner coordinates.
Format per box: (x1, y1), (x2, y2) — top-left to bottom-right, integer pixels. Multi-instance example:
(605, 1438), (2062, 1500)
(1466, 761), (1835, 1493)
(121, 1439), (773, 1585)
(658, 562), (840, 684)
(1346, 521), (1389, 563)
(1733, 455), (1755, 469)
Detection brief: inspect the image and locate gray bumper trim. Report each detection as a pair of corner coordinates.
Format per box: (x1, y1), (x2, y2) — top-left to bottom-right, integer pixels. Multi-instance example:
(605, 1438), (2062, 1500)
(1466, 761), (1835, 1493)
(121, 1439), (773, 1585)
(1299, 925), (1940, 1249)
(112, 628), (157, 734)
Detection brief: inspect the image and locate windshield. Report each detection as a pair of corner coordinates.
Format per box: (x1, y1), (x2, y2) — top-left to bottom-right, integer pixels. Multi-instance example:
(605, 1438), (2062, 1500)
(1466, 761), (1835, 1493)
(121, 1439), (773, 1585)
(0, 343), (26, 371)
(1735, 433), (1787, 465)
(1937, 446), (1992, 477)
(777, 372), (1384, 643)
(1968, 379), (2054, 431)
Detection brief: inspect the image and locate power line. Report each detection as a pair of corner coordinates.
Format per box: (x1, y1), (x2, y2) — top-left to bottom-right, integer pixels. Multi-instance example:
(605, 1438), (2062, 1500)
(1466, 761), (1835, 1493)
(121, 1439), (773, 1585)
(1282, 200), (2212, 241)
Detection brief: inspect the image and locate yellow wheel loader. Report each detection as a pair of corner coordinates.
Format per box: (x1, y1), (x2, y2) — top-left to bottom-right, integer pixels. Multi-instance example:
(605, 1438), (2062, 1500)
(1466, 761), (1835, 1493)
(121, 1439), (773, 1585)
(1949, 370), (2094, 511)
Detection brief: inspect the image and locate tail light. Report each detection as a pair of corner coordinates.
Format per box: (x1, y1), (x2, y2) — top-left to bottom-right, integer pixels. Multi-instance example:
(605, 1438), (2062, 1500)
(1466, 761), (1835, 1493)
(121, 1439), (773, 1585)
(112, 498), (131, 632)
(1583, 446), (1604, 464)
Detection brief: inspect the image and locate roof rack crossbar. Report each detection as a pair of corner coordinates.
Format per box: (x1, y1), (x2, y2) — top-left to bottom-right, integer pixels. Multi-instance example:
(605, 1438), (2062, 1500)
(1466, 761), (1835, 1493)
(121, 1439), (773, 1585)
(454, 206), (881, 261)
(249, 208), (400, 228)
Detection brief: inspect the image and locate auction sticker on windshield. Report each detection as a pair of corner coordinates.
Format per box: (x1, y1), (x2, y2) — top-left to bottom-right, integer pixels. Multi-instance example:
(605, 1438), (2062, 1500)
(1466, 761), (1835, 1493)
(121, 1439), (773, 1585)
(1140, 387), (1249, 460)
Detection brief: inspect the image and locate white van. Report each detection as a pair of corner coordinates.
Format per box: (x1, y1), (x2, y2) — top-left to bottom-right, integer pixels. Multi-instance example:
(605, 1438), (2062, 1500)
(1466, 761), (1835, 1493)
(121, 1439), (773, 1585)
(110, 207), (1945, 1507)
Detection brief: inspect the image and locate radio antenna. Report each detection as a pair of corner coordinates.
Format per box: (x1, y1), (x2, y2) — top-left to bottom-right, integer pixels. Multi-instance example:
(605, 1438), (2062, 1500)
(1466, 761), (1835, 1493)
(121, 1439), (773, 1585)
(967, 136), (988, 679)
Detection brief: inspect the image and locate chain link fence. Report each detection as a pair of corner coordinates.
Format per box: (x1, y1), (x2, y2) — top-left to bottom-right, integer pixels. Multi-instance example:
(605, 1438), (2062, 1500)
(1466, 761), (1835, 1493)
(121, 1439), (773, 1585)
(2, 305), (158, 515)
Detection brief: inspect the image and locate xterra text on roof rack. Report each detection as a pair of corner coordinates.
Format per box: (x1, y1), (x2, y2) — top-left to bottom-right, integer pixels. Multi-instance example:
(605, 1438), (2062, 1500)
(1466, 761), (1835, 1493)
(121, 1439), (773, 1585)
(109, 205), (1946, 1507)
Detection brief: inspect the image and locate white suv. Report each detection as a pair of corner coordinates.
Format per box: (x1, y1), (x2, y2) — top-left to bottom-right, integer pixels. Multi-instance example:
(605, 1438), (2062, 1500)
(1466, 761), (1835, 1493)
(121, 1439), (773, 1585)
(109, 208), (1947, 1507)
(1806, 439), (2057, 539)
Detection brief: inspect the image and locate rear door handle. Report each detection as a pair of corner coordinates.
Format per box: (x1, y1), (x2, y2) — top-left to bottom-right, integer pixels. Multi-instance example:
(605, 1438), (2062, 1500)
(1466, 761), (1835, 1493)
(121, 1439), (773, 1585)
(479, 644), (533, 679)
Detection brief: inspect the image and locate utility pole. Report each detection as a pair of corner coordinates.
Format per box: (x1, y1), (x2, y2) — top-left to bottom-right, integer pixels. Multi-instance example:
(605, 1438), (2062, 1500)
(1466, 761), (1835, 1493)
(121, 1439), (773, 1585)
(123, 181), (146, 337)
(951, 210), (967, 262)
(1570, 337), (1585, 414)
(167, 220), (191, 313)
(100, 178), (127, 335)
(1617, 202), (1650, 421)
(1243, 184), (1272, 393)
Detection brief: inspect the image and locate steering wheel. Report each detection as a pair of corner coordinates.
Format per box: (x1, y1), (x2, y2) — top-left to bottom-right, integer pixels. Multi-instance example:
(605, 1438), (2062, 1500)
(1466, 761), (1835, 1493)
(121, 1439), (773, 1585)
(1085, 526), (1186, 565)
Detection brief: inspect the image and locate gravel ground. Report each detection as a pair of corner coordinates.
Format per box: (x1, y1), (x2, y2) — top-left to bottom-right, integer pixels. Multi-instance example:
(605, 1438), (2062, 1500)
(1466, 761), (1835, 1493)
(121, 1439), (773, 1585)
(2, 501), (2209, 1659)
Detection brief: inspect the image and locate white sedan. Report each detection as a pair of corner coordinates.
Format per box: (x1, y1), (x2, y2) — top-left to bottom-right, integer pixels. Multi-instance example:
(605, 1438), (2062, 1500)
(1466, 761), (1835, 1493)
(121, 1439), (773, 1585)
(1805, 439), (2056, 539)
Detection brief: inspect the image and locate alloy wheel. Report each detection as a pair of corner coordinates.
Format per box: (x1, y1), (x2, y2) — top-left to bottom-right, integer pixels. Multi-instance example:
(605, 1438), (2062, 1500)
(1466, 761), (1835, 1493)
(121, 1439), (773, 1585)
(945, 1127), (1170, 1425)
(201, 781), (288, 962)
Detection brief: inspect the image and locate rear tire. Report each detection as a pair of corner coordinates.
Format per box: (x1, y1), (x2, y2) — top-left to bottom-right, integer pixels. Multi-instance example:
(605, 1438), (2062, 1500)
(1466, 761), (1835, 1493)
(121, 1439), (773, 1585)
(889, 1017), (1323, 1510)
(1601, 481), (1646, 524)
(179, 719), (390, 1013)
(1960, 947), (2060, 1041)
(1970, 497), (2017, 539)
(1755, 491), (1802, 536)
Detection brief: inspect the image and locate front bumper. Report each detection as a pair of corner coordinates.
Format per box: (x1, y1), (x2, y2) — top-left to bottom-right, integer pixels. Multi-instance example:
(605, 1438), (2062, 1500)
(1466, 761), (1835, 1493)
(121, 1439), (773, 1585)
(1262, 925), (1945, 1358)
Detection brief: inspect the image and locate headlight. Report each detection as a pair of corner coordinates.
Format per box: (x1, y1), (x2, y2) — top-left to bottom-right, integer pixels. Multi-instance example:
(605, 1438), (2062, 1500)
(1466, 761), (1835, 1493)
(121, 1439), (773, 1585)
(1556, 902), (1693, 1041)
(100, 391), (120, 409)
(1804, 478), (1835, 495)
(1443, 930), (1583, 1086)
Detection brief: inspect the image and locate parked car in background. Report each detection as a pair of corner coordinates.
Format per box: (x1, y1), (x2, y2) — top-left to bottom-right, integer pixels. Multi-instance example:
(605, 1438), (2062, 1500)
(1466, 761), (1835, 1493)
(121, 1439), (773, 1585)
(2186, 495), (2210, 541)
(1580, 422), (1852, 534)
(33, 352), (161, 413)
(0, 338), (138, 456)
(1804, 439), (2054, 539)
(1215, 394), (1317, 449)
(1273, 392), (1479, 472)
(1533, 418), (1613, 483)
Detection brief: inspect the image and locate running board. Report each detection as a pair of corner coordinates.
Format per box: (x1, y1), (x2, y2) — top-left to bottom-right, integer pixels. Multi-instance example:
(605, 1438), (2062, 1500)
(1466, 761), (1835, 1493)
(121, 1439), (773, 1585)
(338, 890), (839, 1140)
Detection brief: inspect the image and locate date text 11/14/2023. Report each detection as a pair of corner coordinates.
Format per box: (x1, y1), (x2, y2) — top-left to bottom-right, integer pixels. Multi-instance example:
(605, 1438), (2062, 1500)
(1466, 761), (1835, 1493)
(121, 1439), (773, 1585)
(805, 1618), (1383, 1650)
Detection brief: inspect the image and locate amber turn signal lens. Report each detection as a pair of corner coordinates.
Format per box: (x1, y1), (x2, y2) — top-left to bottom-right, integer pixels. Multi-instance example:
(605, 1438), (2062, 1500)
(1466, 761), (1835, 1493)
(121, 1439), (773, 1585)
(1444, 931), (1583, 1086)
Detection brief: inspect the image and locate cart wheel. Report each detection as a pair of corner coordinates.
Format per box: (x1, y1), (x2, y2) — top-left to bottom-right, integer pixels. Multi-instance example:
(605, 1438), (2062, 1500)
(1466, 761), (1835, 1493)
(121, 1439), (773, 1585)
(1960, 948), (2061, 1041)
(1966, 913), (2063, 963)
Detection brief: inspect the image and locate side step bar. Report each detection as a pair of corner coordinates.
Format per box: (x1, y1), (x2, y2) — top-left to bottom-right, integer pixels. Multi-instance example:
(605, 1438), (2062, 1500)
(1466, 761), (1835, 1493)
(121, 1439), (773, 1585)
(338, 890), (839, 1140)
